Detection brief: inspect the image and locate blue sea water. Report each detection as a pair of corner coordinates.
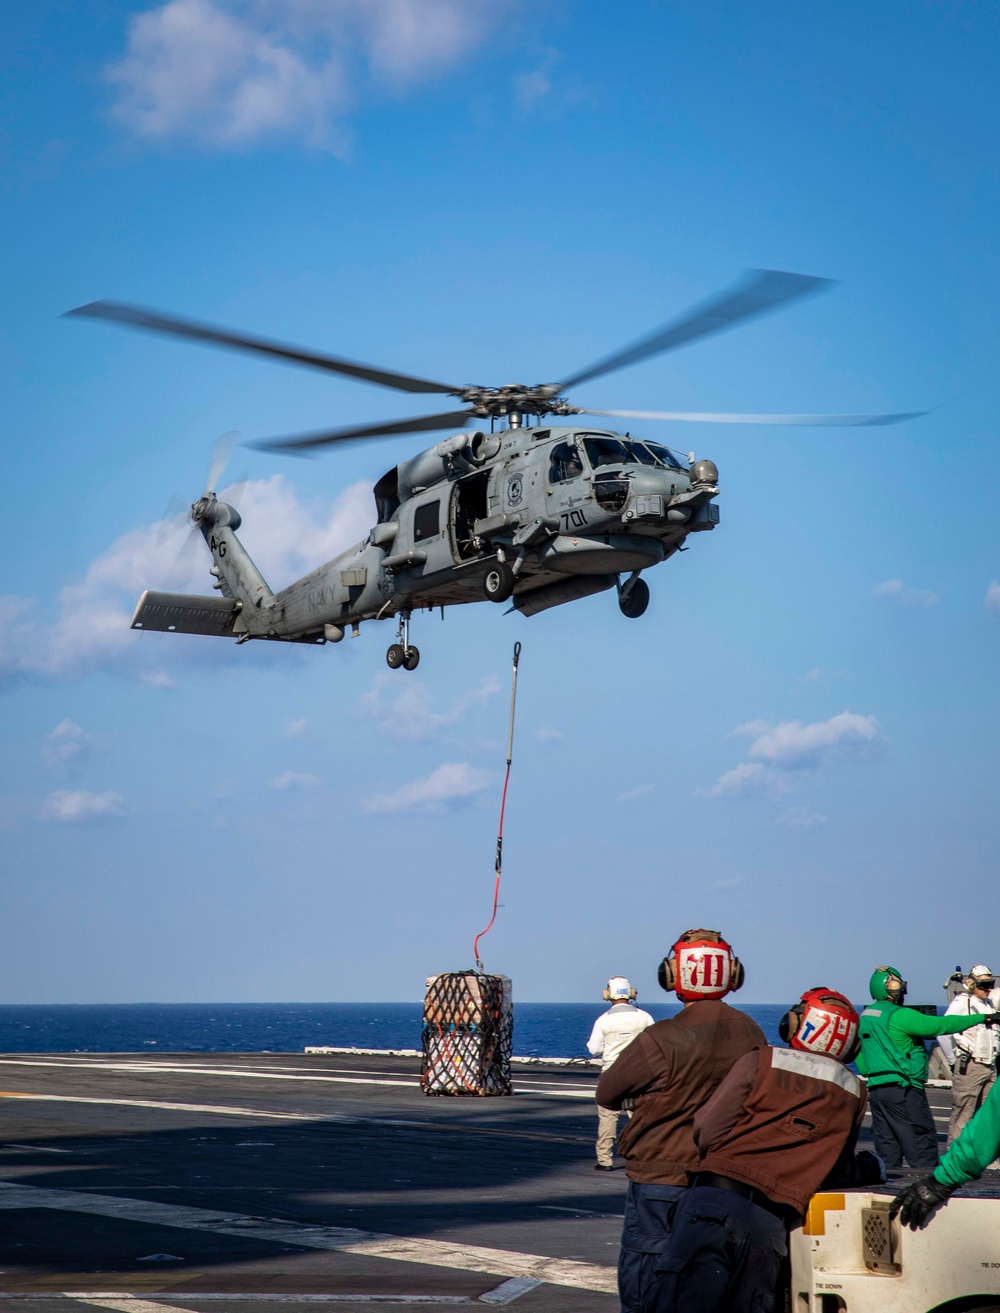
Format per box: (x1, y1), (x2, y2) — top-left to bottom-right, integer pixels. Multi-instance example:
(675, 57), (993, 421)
(0, 1002), (790, 1056)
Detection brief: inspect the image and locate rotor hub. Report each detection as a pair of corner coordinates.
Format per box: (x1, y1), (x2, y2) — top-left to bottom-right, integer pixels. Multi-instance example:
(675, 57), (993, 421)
(456, 384), (578, 419)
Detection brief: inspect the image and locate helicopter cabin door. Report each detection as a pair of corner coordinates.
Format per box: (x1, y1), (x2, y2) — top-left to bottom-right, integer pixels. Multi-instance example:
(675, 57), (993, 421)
(401, 492), (452, 575)
(543, 436), (590, 534)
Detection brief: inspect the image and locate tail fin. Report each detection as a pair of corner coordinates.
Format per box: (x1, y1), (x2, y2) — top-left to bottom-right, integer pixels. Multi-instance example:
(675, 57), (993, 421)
(194, 497), (274, 616)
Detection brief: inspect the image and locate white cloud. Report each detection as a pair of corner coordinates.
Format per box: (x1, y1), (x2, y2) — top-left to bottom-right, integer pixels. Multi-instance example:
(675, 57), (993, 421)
(873, 578), (940, 607)
(701, 711), (882, 801)
(985, 581), (1000, 613)
(43, 719), (93, 769)
(286, 718), (308, 738)
(0, 475), (371, 687)
(362, 675), (499, 742)
(271, 771), (322, 790)
(619, 784), (652, 802)
(535, 725), (562, 742)
(42, 790), (126, 823)
(780, 805), (828, 830)
(696, 762), (789, 800)
(365, 761), (492, 814)
(139, 669), (176, 689)
(106, 0), (502, 152)
(741, 711), (882, 770)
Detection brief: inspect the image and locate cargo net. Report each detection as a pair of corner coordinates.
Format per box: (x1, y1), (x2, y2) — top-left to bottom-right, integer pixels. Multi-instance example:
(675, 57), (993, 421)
(421, 972), (513, 1096)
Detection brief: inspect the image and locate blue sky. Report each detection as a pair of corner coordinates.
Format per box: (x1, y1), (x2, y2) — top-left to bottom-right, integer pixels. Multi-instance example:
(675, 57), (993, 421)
(2, 1), (998, 1006)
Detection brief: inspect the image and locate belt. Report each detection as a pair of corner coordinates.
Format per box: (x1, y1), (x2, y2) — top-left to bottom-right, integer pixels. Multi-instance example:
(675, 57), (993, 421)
(690, 1172), (790, 1221)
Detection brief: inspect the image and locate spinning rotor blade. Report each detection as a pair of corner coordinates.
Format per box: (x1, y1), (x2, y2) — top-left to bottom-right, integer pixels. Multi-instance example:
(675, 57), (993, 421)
(65, 301), (459, 396)
(582, 408), (926, 427)
(248, 408), (476, 454)
(558, 269), (832, 391)
(204, 430), (239, 495)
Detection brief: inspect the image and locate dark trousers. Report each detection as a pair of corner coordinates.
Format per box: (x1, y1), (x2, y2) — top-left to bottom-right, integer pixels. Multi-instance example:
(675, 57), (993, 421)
(618, 1181), (686, 1313)
(868, 1082), (939, 1169)
(647, 1185), (787, 1313)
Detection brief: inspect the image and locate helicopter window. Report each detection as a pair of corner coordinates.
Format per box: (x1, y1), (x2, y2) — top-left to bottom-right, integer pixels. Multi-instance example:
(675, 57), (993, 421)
(629, 442), (659, 467)
(643, 442), (686, 471)
(583, 436), (631, 468)
(549, 442), (584, 483)
(413, 500), (441, 542)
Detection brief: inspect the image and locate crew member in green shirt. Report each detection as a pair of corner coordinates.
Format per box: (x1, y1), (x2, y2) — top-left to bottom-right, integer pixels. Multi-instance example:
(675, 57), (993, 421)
(891, 1058), (1000, 1229)
(857, 966), (989, 1169)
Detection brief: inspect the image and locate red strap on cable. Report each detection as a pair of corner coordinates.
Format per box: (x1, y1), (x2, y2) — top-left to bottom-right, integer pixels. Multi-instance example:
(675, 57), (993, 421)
(474, 643), (520, 971)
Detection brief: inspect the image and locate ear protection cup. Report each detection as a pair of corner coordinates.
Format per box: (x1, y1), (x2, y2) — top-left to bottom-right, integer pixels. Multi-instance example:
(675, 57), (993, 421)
(658, 956), (676, 993)
(731, 958), (745, 992)
(778, 1006), (802, 1045)
(602, 989), (611, 1002)
(629, 986), (638, 1001)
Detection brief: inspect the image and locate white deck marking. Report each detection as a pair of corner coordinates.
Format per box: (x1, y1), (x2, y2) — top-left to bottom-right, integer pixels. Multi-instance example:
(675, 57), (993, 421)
(0, 1060), (594, 1100)
(0, 1183), (617, 1295)
(0, 1092), (591, 1146)
(0, 1092), (322, 1120)
(56, 1296), (481, 1307)
(64, 1298), (187, 1312)
(478, 1277), (544, 1304)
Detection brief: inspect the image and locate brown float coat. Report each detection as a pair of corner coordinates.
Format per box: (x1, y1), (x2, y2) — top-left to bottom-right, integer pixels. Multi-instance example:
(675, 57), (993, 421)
(595, 1000), (765, 1185)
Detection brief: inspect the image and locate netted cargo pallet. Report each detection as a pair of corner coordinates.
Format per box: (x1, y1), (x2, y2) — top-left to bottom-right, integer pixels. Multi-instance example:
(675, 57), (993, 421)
(421, 972), (513, 1096)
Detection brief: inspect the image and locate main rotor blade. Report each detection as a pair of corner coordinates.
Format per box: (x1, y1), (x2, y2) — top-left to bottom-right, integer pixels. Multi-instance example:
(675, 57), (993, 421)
(65, 301), (460, 396)
(558, 269), (833, 391)
(581, 408), (927, 427)
(248, 408), (476, 454)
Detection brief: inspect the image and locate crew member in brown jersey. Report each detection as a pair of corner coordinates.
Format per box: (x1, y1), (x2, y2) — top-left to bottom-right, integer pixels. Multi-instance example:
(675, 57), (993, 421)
(647, 988), (884, 1313)
(596, 930), (765, 1313)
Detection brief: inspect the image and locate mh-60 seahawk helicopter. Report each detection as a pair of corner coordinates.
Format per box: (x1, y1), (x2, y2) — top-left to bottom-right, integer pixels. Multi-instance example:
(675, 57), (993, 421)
(68, 269), (921, 670)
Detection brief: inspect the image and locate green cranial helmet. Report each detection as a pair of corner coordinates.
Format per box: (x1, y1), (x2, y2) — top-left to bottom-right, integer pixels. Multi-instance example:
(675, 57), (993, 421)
(870, 966), (907, 1002)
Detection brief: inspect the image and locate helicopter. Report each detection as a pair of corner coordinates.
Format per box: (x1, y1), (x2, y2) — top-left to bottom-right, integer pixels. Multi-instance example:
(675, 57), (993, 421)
(67, 269), (922, 671)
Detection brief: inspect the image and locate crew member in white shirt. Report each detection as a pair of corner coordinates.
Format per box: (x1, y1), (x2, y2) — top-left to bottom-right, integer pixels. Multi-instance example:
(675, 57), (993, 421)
(587, 977), (654, 1170)
(945, 964), (999, 1144)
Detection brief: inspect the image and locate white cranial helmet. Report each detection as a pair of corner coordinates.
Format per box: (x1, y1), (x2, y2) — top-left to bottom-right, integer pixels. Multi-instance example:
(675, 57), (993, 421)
(605, 976), (635, 1001)
(968, 965), (995, 986)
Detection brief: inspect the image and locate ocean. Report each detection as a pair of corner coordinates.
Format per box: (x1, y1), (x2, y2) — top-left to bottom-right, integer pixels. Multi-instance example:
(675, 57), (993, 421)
(0, 1002), (791, 1056)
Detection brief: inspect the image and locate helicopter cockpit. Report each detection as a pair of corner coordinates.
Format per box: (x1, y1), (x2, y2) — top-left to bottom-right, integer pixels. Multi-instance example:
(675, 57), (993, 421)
(580, 434), (685, 472)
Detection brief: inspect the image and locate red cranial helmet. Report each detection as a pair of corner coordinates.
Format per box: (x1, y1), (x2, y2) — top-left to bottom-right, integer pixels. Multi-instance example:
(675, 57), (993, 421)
(780, 987), (860, 1062)
(658, 929), (744, 1002)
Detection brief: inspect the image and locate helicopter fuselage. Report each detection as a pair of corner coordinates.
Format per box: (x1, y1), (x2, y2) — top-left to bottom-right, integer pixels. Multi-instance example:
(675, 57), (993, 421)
(168, 424), (719, 652)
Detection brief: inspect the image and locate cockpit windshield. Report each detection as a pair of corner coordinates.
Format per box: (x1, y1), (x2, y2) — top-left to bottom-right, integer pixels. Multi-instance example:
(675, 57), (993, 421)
(581, 434), (686, 472)
(640, 442), (686, 471)
(583, 436), (632, 468)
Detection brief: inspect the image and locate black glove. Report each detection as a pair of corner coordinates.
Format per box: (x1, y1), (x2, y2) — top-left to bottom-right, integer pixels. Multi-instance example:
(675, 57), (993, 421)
(854, 1149), (886, 1185)
(983, 1013), (1000, 1028)
(889, 1175), (954, 1230)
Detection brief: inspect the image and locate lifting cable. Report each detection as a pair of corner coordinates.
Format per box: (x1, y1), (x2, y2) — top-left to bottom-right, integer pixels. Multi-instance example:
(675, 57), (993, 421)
(474, 641), (521, 972)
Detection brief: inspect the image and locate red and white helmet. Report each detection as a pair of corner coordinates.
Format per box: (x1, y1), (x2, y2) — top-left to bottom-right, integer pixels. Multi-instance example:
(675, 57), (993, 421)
(659, 929), (744, 1002)
(781, 987), (860, 1061)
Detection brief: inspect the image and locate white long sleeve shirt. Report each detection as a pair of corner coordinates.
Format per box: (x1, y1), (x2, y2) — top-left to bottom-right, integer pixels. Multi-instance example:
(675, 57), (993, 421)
(586, 1002), (655, 1071)
(945, 993), (999, 1066)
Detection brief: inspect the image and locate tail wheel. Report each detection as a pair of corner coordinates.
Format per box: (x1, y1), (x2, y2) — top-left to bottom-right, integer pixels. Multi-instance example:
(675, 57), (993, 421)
(386, 643), (405, 669)
(403, 646), (420, 671)
(484, 560), (515, 603)
(619, 578), (650, 618)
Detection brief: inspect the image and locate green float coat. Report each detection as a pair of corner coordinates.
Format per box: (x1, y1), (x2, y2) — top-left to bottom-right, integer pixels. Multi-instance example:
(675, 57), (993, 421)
(857, 1000), (984, 1089)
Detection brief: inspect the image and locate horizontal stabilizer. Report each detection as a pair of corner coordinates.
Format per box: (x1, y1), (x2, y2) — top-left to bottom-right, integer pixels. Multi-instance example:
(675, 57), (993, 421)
(132, 590), (239, 637)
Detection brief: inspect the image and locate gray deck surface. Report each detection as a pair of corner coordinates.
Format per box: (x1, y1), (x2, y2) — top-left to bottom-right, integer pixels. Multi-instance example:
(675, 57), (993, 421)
(0, 1051), (957, 1313)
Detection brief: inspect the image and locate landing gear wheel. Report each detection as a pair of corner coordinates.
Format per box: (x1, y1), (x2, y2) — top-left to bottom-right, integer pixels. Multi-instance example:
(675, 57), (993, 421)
(403, 646), (420, 671)
(386, 643), (405, 669)
(484, 560), (515, 603)
(619, 578), (650, 618)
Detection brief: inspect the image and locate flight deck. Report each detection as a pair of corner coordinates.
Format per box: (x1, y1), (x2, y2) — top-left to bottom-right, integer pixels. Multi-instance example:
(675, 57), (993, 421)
(0, 1051), (963, 1313)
